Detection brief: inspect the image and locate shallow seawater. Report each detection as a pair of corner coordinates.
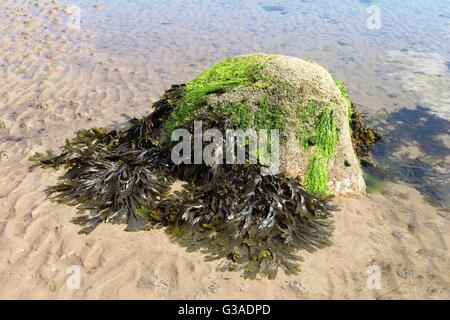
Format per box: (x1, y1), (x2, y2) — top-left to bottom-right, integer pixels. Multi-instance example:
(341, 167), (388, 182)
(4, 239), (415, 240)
(60, 0), (449, 204)
(368, 106), (450, 206)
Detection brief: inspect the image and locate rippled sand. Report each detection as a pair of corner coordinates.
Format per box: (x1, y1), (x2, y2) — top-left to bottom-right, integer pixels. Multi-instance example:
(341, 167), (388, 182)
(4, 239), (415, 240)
(0, 0), (449, 299)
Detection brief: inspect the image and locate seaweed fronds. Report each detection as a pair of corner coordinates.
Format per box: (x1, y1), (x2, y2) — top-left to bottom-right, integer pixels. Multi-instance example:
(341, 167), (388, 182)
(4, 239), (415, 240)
(315, 107), (337, 159)
(335, 79), (352, 118)
(297, 105), (336, 197)
(333, 78), (381, 160)
(350, 106), (381, 159)
(159, 164), (334, 279)
(29, 127), (114, 169)
(304, 156), (329, 197)
(30, 115), (175, 233)
(48, 147), (173, 233)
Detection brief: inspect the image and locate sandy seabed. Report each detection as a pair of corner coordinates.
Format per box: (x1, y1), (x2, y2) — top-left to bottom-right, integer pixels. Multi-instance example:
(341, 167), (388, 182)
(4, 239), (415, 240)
(0, 0), (449, 299)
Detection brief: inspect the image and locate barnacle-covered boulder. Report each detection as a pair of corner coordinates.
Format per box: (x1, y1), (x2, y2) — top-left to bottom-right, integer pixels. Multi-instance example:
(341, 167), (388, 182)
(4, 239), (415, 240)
(155, 54), (365, 197)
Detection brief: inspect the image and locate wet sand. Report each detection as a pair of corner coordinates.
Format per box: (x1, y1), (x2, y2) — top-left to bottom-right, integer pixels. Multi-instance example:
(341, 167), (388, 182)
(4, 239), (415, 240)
(0, 0), (449, 299)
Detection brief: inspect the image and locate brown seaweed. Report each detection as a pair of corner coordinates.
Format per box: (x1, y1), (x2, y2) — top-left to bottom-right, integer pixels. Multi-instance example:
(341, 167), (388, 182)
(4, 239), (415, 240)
(159, 165), (334, 279)
(350, 104), (381, 161)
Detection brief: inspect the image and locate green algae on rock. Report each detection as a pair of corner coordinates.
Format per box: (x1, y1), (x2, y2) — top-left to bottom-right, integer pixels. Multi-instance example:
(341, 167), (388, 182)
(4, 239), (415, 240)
(156, 54), (367, 196)
(160, 55), (270, 143)
(30, 54), (377, 279)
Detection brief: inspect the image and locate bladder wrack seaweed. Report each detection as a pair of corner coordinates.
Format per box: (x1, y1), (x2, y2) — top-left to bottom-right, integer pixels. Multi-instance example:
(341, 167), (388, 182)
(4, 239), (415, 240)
(30, 55), (379, 279)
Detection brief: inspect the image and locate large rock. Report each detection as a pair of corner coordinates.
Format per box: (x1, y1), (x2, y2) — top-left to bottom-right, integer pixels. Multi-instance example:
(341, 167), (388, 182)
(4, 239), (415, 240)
(31, 54), (360, 277)
(158, 54), (365, 196)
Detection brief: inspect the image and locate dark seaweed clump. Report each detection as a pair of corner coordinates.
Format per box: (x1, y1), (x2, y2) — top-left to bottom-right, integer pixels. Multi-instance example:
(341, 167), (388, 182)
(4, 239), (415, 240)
(30, 84), (381, 279)
(160, 164), (333, 279)
(350, 104), (381, 161)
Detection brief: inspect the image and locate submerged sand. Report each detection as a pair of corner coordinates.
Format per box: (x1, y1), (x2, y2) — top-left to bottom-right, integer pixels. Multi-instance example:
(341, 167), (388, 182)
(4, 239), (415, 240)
(0, 0), (449, 299)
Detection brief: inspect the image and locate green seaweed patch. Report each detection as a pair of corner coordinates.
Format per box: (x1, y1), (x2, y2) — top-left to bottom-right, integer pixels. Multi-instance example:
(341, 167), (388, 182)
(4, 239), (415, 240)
(215, 96), (287, 135)
(302, 107), (336, 197)
(161, 56), (269, 142)
(314, 106), (337, 159)
(217, 102), (254, 129)
(335, 79), (353, 119)
(335, 79), (349, 101)
(255, 95), (286, 132)
(296, 101), (321, 149)
(304, 156), (329, 197)
(296, 104), (337, 158)
(135, 206), (150, 217)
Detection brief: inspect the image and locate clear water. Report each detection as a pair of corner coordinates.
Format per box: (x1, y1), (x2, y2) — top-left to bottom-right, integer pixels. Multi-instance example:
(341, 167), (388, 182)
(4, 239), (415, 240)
(61, 0), (450, 205)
